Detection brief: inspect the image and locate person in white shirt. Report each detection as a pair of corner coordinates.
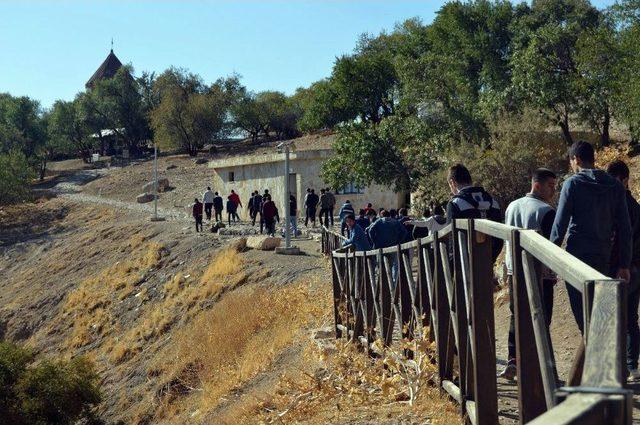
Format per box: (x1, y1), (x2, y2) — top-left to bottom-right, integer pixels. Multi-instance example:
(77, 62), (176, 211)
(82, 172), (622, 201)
(202, 186), (215, 221)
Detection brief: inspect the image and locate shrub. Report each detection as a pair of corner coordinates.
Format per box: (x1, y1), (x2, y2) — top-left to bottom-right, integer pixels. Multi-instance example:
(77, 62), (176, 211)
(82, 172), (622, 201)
(0, 341), (101, 424)
(417, 109), (567, 208)
(0, 150), (34, 205)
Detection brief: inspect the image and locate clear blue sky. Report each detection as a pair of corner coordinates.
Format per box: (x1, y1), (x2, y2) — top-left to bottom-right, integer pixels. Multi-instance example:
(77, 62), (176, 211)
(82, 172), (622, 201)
(0, 0), (617, 108)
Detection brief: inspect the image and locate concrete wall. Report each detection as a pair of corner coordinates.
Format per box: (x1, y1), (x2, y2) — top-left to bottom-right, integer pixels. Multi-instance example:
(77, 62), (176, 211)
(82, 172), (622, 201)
(209, 150), (405, 220)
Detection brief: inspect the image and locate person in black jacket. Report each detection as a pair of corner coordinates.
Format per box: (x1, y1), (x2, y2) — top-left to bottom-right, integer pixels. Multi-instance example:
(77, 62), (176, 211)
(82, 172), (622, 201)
(213, 192), (224, 222)
(446, 163), (504, 261)
(607, 160), (640, 380)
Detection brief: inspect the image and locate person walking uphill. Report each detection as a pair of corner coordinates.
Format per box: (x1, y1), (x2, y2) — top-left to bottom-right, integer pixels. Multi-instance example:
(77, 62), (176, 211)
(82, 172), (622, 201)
(342, 214), (371, 252)
(229, 190), (242, 220)
(319, 188), (332, 227)
(326, 188), (336, 226)
(551, 141), (632, 335)
(446, 163), (504, 262)
(305, 188), (319, 227)
(226, 196), (239, 225)
(339, 200), (356, 236)
(193, 198), (204, 232)
(499, 168), (558, 381)
(262, 195), (279, 237)
(607, 160), (640, 380)
(213, 192), (224, 222)
(203, 187), (214, 221)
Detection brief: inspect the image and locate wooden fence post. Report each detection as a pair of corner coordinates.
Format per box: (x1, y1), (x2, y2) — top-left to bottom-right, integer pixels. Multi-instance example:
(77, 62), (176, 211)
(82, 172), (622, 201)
(452, 222), (469, 416)
(331, 255), (344, 339)
(511, 229), (547, 422)
(434, 234), (454, 383)
(468, 220), (498, 424)
(379, 249), (394, 347)
(398, 245), (413, 351)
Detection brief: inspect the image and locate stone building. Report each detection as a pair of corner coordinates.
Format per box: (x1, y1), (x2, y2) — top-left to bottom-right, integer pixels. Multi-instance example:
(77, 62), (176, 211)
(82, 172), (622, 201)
(208, 134), (406, 219)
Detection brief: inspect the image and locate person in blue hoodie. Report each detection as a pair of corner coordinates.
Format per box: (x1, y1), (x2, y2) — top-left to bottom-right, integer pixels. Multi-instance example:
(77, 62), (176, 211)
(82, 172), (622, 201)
(342, 214), (372, 252)
(551, 141), (632, 334)
(367, 210), (410, 249)
(338, 200), (355, 236)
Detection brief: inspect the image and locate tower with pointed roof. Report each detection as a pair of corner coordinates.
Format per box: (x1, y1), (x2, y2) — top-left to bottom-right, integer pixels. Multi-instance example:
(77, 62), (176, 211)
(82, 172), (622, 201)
(85, 49), (124, 89)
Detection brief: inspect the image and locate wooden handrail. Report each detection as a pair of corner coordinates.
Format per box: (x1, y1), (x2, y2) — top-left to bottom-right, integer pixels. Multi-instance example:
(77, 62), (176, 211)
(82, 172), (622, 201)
(320, 219), (629, 425)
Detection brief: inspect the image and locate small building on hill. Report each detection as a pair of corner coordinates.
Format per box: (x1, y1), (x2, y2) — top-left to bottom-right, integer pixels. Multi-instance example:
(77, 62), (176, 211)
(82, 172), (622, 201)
(208, 134), (406, 218)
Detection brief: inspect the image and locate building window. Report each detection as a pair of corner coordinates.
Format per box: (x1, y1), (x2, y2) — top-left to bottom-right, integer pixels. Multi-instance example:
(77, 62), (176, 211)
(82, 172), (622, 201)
(228, 171), (235, 182)
(336, 182), (364, 195)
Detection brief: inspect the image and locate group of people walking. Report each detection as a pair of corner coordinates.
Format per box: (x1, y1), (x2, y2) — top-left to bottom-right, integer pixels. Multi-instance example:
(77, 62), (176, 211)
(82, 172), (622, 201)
(339, 140), (640, 382)
(193, 187), (243, 232)
(303, 187), (337, 227)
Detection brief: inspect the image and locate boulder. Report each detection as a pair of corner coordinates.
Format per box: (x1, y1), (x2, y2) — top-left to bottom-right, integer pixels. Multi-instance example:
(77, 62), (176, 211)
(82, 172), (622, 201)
(193, 158), (208, 165)
(246, 235), (282, 251)
(142, 178), (170, 193)
(136, 193), (155, 203)
(230, 237), (248, 252)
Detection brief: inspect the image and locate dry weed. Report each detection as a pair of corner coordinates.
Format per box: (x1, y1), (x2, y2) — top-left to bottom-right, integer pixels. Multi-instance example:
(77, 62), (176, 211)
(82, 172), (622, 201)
(255, 336), (460, 424)
(152, 279), (324, 421)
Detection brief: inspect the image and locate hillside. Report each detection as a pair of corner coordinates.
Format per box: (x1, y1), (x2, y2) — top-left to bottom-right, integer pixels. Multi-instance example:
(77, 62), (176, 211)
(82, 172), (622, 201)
(0, 156), (459, 424)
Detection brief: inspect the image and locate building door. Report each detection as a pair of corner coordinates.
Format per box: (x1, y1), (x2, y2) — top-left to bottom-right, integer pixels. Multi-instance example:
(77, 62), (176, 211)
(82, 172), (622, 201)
(288, 173), (298, 215)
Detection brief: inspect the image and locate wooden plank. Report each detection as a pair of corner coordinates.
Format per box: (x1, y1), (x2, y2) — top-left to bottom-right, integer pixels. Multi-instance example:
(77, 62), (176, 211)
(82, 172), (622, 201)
(442, 379), (462, 404)
(468, 220), (498, 424)
(379, 250), (394, 347)
(527, 394), (607, 425)
(522, 250), (557, 409)
(368, 254), (383, 342)
(511, 230), (547, 422)
(519, 230), (607, 290)
(451, 222), (469, 415)
(397, 246), (413, 347)
(582, 280), (626, 388)
(470, 218), (516, 241)
(421, 244), (438, 342)
(437, 223), (453, 239)
(331, 253), (343, 338)
(363, 253), (376, 345)
(434, 239), (454, 382)
(466, 400), (477, 425)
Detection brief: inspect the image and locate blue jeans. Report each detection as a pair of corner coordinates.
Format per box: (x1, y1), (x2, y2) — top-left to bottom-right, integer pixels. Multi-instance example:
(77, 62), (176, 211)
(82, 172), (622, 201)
(289, 216), (298, 235)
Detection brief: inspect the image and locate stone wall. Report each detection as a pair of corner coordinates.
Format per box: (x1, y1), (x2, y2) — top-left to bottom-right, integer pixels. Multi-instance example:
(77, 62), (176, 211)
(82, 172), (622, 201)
(209, 150), (405, 220)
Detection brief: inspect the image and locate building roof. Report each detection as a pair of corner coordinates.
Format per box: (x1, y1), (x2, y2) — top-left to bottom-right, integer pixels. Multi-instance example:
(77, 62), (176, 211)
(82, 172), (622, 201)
(208, 133), (336, 169)
(86, 49), (123, 89)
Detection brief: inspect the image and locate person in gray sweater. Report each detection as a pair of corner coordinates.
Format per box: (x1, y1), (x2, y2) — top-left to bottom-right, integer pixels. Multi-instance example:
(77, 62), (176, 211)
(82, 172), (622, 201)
(551, 141), (632, 335)
(499, 168), (557, 381)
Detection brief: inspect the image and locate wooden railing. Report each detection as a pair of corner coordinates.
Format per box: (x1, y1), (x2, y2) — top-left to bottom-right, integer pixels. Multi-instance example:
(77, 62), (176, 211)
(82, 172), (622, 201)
(321, 220), (632, 425)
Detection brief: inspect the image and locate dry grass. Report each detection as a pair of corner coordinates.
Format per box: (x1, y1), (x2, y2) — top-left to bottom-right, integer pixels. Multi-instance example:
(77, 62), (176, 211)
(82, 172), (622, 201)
(252, 338), (461, 424)
(150, 278), (325, 422)
(62, 235), (167, 348)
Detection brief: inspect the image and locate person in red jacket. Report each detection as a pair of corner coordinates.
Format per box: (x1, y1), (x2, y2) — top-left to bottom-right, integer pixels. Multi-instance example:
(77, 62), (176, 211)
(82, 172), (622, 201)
(192, 198), (204, 232)
(228, 190), (242, 222)
(261, 195), (279, 237)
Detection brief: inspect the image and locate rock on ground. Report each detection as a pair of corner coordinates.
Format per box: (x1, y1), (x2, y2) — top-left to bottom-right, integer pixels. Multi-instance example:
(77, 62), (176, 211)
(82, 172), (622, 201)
(136, 193), (155, 203)
(142, 178), (170, 193)
(246, 235), (282, 251)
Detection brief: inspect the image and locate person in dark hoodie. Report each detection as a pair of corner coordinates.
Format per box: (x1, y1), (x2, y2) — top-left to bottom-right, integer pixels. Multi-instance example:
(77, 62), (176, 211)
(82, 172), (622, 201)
(226, 196), (238, 225)
(446, 163), (504, 261)
(607, 160), (640, 380)
(213, 192), (224, 222)
(193, 198), (204, 232)
(551, 141), (632, 335)
(355, 209), (370, 230)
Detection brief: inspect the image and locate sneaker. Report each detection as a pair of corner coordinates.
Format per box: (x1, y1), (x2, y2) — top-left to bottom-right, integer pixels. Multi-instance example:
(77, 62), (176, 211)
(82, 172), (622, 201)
(629, 369), (640, 381)
(498, 364), (517, 381)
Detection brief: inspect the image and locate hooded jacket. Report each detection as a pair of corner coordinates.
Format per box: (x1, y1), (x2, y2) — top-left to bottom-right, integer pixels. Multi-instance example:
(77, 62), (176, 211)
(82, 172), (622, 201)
(446, 186), (503, 261)
(366, 217), (410, 249)
(339, 202), (355, 221)
(343, 224), (372, 252)
(551, 169), (632, 270)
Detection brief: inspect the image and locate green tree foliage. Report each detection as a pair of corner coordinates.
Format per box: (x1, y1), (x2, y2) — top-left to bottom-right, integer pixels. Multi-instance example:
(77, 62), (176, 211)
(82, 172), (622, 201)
(0, 342), (101, 424)
(151, 68), (237, 155)
(0, 150), (34, 204)
(83, 65), (150, 155)
(294, 79), (351, 132)
(47, 99), (93, 161)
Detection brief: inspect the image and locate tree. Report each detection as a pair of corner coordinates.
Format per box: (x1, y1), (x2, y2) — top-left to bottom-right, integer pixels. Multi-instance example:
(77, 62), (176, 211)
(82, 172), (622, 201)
(151, 68), (235, 155)
(294, 79), (352, 132)
(256, 91), (301, 140)
(48, 99), (93, 161)
(83, 66), (150, 156)
(510, 0), (601, 144)
(231, 91), (267, 142)
(574, 25), (622, 146)
(0, 150), (34, 204)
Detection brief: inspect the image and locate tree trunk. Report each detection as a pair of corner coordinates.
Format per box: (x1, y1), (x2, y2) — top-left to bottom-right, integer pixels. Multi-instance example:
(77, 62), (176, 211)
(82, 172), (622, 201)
(559, 114), (573, 146)
(600, 105), (611, 147)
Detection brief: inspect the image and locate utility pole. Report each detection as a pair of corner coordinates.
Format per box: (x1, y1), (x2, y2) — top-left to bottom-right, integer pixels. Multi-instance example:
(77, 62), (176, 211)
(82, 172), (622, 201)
(150, 144), (165, 222)
(275, 141), (299, 255)
(283, 143), (291, 249)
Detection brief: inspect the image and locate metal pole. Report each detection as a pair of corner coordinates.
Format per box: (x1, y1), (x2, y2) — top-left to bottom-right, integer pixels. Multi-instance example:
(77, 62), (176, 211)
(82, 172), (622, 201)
(153, 144), (158, 220)
(284, 145), (291, 248)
